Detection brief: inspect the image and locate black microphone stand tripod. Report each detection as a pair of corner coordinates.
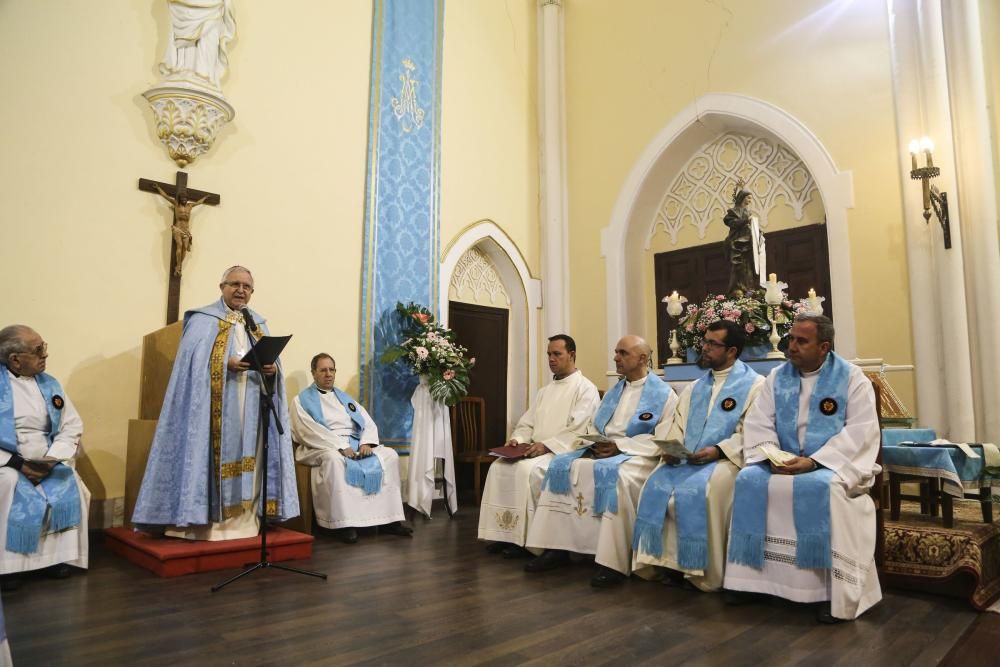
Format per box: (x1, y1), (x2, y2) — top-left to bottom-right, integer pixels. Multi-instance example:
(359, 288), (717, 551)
(212, 311), (327, 592)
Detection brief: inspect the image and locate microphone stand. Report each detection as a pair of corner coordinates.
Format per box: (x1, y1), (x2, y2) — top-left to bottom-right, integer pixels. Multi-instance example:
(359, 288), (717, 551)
(212, 314), (327, 592)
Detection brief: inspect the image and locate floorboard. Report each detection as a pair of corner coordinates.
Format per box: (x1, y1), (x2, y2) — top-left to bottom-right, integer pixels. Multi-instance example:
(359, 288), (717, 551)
(2, 506), (986, 666)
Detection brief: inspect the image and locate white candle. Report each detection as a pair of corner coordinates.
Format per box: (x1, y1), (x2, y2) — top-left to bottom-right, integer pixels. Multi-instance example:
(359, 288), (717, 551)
(808, 288), (816, 299)
(768, 273), (777, 285)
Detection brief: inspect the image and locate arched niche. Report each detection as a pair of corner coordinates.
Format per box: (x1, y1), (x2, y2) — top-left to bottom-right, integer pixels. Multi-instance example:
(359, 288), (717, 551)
(601, 93), (856, 371)
(440, 220), (542, 433)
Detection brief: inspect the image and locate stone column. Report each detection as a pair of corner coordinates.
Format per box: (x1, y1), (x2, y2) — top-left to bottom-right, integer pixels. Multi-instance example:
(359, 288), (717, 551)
(539, 0), (569, 337)
(886, 0), (976, 441)
(941, 1), (1000, 443)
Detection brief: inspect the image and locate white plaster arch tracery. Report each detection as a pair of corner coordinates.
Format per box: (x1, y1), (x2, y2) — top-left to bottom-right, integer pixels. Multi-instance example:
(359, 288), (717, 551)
(440, 220), (542, 433)
(601, 93), (856, 371)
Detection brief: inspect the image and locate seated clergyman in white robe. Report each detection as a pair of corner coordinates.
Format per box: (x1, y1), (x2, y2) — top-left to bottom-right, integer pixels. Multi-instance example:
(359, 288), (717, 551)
(291, 353), (409, 543)
(0, 325), (89, 588)
(724, 315), (882, 623)
(525, 335), (678, 588)
(478, 335), (600, 555)
(632, 323), (765, 592)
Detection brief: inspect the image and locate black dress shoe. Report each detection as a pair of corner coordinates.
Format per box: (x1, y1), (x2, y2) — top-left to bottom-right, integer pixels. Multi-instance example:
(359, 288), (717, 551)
(486, 541), (508, 554)
(339, 528), (359, 544)
(45, 564), (73, 580)
(524, 549), (569, 573)
(815, 602), (845, 624)
(590, 565), (626, 588)
(501, 545), (531, 559)
(382, 522), (413, 537)
(723, 589), (764, 606)
(0, 575), (22, 592)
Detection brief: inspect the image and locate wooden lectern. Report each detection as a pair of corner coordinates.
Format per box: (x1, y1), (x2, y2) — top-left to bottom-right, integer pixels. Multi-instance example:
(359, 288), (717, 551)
(124, 323), (313, 532)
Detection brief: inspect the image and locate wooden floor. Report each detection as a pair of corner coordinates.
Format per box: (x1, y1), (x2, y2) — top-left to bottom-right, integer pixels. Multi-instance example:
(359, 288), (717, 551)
(3, 506), (996, 666)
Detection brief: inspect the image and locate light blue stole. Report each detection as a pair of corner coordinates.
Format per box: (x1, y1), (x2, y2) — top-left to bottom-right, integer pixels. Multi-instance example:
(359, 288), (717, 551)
(632, 361), (757, 568)
(0, 367), (81, 554)
(543, 375), (672, 515)
(298, 384), (383, 495)
(728, 353), (850, 570)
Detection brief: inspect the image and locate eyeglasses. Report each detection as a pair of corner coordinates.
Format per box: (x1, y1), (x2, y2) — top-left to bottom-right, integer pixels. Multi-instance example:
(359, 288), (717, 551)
(701, 339), (730, 350)
(222, 281), (254, 292)
(19, 342), (47, 357)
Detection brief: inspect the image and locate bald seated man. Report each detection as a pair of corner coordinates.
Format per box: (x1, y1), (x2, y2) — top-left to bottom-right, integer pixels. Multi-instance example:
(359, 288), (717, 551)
(0, 325), (89, 591)
(525, 335), (679, 588)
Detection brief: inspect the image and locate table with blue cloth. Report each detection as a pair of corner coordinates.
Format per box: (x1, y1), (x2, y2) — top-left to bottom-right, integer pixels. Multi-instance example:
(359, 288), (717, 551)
(883, 443), (999, 528)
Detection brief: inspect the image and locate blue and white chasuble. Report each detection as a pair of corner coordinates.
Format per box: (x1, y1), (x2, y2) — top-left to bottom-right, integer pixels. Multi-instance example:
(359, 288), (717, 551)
(298, 385), (383, 495)
(632, 360), (757, 568)
(133, 299), (299, 528)
(0, 368), (81, 554)
(728, 353), (851, 570)
(543, 375), (673, 515)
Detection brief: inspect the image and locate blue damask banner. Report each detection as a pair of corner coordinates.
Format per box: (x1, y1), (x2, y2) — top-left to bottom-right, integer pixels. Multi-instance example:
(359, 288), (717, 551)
(359, 0), (444, 446)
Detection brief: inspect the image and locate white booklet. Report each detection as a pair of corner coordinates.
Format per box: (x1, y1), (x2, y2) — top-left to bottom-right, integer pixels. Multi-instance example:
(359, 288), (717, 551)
(760, 443), (797, 467)
(580, 434), (616, 446)
(653, 439), (692, 460)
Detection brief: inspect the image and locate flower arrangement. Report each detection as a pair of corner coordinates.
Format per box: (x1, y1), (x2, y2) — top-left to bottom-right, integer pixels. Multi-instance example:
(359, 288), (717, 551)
(674, 288), (804, 355)
(379, 302), (475, 406)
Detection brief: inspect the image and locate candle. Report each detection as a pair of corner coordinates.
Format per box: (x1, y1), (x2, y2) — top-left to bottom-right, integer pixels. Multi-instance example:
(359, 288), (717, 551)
(808, 288), (816, 299)
(670, 290), (678, 300)
(909, 139), (919, 171)
(769, 273), (777, 285)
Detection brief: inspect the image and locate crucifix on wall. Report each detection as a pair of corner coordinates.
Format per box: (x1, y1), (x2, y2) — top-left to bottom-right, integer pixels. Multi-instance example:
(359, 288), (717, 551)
(138, 171), (221, 324)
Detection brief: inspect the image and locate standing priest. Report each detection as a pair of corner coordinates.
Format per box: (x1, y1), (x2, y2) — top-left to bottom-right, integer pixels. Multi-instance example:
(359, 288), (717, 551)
(133, 266), (299, 539)
(0, 325), (89, 588)
(478, 335), (600, 557)
(525, 335), (678, 587)
(724, 314), (882, 623)
(290, 353), (410, 543)
(632, 320), (764, 591)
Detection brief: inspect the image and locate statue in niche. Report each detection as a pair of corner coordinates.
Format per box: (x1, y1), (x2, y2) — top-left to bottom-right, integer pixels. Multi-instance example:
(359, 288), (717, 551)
(152, 183), (211, 276)
(723, 181), (767, 297)
(159, 0), (237, 92)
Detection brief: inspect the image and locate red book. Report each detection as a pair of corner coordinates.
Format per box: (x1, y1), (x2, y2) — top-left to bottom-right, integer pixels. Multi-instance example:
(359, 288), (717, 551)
(488, 443), (532, 460)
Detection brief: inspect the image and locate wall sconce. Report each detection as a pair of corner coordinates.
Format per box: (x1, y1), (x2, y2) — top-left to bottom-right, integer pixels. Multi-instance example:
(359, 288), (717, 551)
(909, 137), (951, 249)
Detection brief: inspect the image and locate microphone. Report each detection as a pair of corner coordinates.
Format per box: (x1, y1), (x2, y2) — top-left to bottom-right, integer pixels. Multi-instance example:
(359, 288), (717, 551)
(240, 307), (257, 333)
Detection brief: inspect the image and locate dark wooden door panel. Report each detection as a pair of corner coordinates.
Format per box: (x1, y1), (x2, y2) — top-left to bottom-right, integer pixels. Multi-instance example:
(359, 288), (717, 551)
(654, 224), (831, 366)
(447, 301), (509, 449)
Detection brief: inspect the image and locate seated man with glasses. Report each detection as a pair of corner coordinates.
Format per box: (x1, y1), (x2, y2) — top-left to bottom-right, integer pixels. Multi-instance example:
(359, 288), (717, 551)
(631, 320), (765, 592)
(0, 325), (89, 591)
(133, 265), (300, 540)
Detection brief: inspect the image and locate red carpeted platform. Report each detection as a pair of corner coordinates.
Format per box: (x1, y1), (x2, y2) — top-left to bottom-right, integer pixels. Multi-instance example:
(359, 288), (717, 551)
(103, 527), (315, 578)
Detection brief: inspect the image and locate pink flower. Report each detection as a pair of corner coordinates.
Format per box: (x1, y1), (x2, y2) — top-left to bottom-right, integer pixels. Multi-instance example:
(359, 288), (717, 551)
(716, 295), (725, 301)
(469, 357), (476, 366)
(745, 323), (755, 333)
(696, 322), (707, 331)
(685, 324), (694, 332)
(415, 346), (429, 360)
(442, 369), (455, 381)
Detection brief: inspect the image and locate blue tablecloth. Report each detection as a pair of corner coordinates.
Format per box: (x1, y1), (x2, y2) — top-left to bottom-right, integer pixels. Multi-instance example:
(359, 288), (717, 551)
(883, 444), (1000, 498)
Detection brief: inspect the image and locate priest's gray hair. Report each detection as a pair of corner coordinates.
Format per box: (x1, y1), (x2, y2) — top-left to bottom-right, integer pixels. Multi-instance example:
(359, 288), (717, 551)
(794, 314), (835, 348)
(0, 325), (32, 362)
(220, 265), (254, 285)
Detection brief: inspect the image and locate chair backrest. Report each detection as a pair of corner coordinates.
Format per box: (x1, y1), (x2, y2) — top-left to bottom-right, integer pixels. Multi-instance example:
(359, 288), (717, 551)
(450, 396), (487, 454)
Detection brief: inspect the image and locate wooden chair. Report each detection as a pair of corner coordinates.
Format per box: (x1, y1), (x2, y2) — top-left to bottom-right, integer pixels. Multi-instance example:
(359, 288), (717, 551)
(450, 396), (493, 504)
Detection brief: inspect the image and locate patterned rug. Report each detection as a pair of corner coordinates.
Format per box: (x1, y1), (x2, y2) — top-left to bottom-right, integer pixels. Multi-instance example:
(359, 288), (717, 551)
(883, 500), (1000, 610)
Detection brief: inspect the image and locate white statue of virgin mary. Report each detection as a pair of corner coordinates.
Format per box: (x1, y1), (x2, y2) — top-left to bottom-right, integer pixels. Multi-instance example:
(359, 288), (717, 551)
(159, 0), (237, 92)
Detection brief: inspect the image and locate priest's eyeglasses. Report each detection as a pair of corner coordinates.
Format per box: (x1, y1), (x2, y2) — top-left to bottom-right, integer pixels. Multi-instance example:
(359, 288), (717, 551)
(223, 281), (254, 292)
(20, 342), (47, 357)
(701, 339), (730, 350)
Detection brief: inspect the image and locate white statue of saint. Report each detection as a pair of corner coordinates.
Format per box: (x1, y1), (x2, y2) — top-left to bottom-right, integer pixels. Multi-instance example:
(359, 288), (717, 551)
(159, 0), (237, 92)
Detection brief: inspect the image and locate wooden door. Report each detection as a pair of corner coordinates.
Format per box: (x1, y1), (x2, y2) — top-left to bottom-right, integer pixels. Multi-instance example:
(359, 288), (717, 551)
(447, 302), (509, 449)
(653, 223), (831, 366)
